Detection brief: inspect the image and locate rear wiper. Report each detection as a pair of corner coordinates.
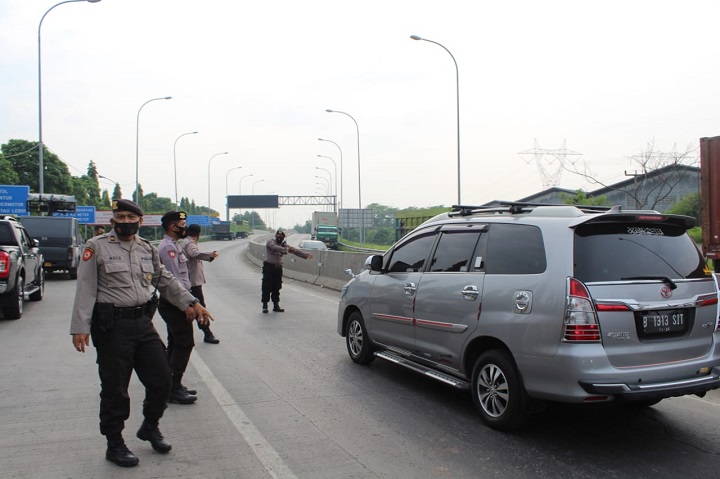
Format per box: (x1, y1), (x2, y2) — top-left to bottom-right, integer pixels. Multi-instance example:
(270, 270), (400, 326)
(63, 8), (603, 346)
(621, 276), (677, 290)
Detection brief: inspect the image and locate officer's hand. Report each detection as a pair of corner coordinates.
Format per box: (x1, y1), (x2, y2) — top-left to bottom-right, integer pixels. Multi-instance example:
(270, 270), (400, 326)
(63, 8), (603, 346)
(72, 333), (90, 353)
(193, 303), (214, 326)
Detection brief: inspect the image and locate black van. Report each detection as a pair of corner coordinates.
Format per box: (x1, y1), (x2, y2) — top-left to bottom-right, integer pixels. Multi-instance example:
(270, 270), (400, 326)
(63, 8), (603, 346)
(19, 216), (83, 279)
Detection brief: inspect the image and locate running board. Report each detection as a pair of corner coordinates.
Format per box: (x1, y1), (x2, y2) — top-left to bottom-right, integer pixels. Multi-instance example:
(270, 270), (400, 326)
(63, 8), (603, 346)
(374, 351), (470, 390)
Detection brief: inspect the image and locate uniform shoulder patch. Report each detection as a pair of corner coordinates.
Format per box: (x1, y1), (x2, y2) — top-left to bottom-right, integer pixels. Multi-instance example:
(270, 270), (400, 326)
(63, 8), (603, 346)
(168, 250), (176, 259)
(82, 247), (95, 261)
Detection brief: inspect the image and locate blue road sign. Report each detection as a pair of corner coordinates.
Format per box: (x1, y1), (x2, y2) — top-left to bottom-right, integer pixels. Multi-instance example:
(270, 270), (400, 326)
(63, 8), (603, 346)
(0, 185), (29, 216)
(187, 215), (210, 227)
(53, 205), (96, 224)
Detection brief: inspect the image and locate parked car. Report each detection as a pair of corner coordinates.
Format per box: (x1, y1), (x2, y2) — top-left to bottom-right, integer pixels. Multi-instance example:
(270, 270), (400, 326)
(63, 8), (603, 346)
(299, 239), (329, 251)
(0, 216), (44, 319)
(19, 216), (82, 279)
(337, 202), (720, 430)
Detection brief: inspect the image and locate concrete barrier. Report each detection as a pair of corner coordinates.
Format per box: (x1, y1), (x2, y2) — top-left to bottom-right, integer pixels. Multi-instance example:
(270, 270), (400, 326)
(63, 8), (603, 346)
(247, 235), (374, 291)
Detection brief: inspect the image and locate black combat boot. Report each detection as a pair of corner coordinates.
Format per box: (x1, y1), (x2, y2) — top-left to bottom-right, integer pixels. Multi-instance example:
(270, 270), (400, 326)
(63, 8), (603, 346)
(262, 303), (269, 313)
(169, 374), (197, 404)
(202, 326), (220, 344)
(106, 433), (139, 467)
(136, 419), (172, 453)
(273, 303), (285, 312)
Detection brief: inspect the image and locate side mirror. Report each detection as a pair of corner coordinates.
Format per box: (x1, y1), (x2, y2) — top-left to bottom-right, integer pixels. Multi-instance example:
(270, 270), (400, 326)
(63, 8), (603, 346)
(32, 238), (40, 248)
(368, 255), (383, 272)
(344, 268), (355, 278)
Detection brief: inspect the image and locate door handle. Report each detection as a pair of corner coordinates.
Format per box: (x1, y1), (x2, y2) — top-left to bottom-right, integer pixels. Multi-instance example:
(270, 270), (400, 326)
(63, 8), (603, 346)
(461, 285), (479, 301)
(404, 282), (417, 296)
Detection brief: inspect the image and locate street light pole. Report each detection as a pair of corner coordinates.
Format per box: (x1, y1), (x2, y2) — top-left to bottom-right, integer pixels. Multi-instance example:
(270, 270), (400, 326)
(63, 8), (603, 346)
(411, 34), (461, 205)
(206, 151), (228, 216)
(317, 155), (337, 213)
(38, 0), (102, 195)
(135, 96), (172, 205)
(173, 131), (198, 207)
(238, 174), (253, 194)
(315, 167), (333, 213)
(225, 166), (242, 221)
(318, 138), (343, 209)
(325, 109), (363, 244)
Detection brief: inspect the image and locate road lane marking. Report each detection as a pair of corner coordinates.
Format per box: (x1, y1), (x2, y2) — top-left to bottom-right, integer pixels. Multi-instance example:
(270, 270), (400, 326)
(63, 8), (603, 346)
(191, 353), (299, 479)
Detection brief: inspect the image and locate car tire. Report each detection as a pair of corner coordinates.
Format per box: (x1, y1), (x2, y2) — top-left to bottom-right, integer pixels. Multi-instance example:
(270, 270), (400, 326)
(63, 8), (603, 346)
(29, 269), (44, 301)
(346, 311), (375, 365)
(69, 267), (78, 280)
(471, 350), (530, 431)
(4, 278), (24, 320)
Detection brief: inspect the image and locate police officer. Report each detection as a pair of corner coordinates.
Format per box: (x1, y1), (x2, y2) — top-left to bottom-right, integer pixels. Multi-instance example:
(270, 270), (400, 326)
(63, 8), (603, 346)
(70, 199), (214, 468)
(261, 229), (313, 313)
(157, 211), (201, 404)
(180, 223), (220, 344)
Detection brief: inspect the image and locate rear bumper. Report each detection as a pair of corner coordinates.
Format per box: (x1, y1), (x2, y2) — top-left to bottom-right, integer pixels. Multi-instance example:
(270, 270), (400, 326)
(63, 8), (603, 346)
(579, 366), (720, 400)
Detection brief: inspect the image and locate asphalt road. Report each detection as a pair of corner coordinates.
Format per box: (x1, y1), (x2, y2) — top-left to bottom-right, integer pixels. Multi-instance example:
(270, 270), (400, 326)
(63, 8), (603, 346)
(1, 235), (720, 479)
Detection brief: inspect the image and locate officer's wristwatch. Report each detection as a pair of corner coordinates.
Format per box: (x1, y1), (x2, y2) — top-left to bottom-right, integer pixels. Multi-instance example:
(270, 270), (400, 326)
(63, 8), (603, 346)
(189, 298), (200, 307)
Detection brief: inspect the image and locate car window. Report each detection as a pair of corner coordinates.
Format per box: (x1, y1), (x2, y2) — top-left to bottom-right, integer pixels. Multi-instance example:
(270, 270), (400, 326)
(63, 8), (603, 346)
(387, 230), (437, 273)
(0, 223), (16, 245)
(429, 229), (483, 272)
(484, 223), (547, 274)
(573, 222), (706, 281)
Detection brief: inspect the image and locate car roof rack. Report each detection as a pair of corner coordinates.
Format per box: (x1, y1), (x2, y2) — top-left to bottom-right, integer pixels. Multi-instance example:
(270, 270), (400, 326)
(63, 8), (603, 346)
(448, 201), (614, 217)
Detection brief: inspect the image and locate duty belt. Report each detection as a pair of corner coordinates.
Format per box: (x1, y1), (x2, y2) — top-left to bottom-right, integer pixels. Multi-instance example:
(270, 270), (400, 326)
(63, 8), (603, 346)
(113, 305), (147, 319)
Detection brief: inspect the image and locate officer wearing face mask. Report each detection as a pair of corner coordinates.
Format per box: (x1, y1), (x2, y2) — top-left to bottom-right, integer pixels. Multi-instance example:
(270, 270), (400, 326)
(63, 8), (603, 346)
(157, 210), (200, 405)
(261, 229), (313, 313)
(70, 199), (215, 468)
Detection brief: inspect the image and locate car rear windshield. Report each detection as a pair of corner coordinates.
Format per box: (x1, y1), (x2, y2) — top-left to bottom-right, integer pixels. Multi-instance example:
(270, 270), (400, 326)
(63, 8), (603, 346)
(0, 223), (17, 246)
(573, 222), (706, 282)
(19, 219), (73, 246)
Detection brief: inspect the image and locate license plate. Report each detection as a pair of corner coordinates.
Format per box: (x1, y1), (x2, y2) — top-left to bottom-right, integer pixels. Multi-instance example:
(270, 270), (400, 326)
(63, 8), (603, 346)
(639, 309), (688, 336)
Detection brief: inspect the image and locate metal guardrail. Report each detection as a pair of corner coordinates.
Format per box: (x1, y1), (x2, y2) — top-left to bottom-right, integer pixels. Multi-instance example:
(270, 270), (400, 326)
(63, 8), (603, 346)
(337, 240), (385, 254)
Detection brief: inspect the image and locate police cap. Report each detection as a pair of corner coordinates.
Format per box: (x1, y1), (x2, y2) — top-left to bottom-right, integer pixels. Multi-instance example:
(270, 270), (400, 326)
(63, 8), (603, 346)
(161, 210), (187, 225)
(187, 224), (202, 236)
(112, 199), (143, 216)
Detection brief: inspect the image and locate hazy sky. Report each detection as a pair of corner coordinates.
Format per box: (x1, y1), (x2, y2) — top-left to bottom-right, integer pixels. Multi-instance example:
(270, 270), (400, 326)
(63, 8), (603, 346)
(1, 0), (718, 228)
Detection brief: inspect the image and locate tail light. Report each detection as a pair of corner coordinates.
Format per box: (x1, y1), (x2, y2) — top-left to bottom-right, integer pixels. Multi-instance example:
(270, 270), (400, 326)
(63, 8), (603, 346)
(563, 277), (601, 342)
(67, 247), (73, 261)
(0, 251), (10, 279)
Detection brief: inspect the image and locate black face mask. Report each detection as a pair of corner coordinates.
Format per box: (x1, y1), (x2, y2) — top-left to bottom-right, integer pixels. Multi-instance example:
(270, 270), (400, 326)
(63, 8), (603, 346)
(113, 221), (140, 237)
(175, 226), (188, 239)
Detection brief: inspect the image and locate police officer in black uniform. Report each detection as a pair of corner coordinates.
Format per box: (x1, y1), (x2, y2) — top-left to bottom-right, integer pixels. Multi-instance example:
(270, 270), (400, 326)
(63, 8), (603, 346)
(70, 199), (214, 468)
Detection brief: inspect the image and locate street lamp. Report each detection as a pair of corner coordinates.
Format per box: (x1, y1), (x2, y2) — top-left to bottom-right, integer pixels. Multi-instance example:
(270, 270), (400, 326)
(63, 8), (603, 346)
(238, 174), (253, 194)
(410, 34), (461, 205)
(252, 179), (264, 194)
(207, 151), (228, 216)
(318, 138), (343, 209)
(225, 166), (242, 221)
(326, 109), (363, 244)
(135, 96), (172, 205)
(38, 0), (102, 195)
(315, 166), (333, 213)
(173, 131), (198, 207)
(317, 155), (337, 213)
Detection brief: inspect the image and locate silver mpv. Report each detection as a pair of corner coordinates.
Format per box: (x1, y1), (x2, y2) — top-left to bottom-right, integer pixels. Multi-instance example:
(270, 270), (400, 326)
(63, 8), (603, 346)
(337, 203), (720, 430)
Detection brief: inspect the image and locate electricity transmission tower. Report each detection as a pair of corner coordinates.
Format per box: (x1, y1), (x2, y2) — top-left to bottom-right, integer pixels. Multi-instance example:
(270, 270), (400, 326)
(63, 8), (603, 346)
(518, 139), (582, 188)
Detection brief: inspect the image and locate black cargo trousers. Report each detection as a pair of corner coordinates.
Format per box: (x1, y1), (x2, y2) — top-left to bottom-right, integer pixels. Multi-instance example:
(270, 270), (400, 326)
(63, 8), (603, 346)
(261, 261), (283, 304)
(158, 297), (194, 380)
(90, 307), (171, 437)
